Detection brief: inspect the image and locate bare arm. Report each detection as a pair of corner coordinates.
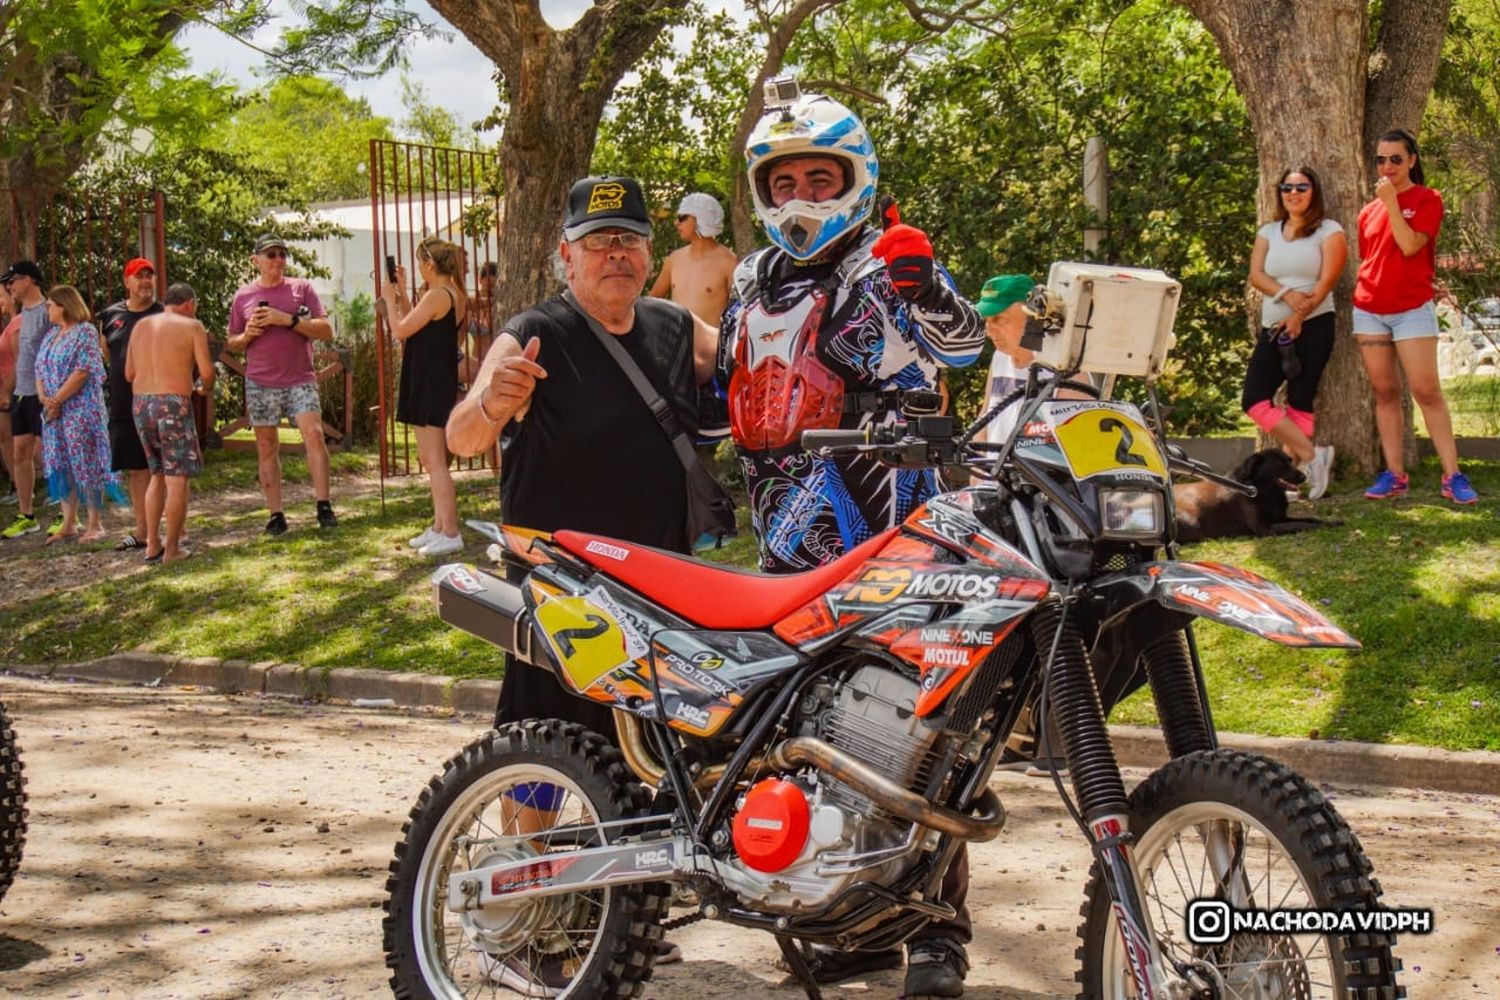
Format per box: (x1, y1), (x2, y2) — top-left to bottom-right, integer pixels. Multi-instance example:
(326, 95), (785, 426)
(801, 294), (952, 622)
(1376, 180), (1428, 256)
(446, 332), (546, 458)
(194, 323), (216, 394)
(124, 329), (137, 384)
(648, 253), (674, 299)
(692, 314), (717, 386)
(1247, 235), (1280, 297)
(384, 284), (450, 342)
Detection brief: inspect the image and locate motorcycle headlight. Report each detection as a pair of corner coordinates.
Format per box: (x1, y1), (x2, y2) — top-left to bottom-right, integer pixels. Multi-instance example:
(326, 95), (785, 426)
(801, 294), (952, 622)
(1100, 488), (1165, 539)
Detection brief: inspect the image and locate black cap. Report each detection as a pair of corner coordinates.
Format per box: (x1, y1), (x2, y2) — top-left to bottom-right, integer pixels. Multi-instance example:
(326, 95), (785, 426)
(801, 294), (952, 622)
(253, 234), (288, 254)
(562, 176), (652, 242)
(0, 260), (43, 285)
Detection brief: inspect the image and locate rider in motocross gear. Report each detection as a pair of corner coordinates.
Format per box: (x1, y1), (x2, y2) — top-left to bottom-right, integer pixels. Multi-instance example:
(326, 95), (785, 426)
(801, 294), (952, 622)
(721, 80), (984, 997)
(723, 83), (985, 580)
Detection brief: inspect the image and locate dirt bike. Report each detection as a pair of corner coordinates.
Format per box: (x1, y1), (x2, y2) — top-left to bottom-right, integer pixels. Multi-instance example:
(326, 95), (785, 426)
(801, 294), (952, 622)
(383, 266), (1403, 999)
(0, 699), (26, 903)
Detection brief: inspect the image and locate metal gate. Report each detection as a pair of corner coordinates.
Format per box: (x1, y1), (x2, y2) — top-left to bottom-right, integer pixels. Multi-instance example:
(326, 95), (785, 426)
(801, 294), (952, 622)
(368, 139), (503, 480)
(2, 188), (167, 308)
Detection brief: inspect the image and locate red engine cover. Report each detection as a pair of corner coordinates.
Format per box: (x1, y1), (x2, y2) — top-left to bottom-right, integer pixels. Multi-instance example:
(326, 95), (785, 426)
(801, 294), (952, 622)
(731, 778), (811, 873)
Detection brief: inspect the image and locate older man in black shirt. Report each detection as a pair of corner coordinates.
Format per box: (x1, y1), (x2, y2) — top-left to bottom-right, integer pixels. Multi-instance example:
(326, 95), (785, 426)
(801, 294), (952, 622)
(99, 257), (165, 551)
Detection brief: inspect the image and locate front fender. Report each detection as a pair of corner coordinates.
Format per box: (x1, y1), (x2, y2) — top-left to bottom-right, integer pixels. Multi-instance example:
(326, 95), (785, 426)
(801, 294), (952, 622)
(1104, 560), (1359, 649)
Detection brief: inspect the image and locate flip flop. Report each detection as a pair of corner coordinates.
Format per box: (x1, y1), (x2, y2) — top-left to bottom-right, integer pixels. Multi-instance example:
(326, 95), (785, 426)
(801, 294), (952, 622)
(144, 550), (163, 564)
(115, 534), (145, 551)
(44, 528), (78, 545)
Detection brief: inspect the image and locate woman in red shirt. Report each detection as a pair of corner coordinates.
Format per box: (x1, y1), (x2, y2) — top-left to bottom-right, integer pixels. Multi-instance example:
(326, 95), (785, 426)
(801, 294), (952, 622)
(1352, 128), (1476, 504)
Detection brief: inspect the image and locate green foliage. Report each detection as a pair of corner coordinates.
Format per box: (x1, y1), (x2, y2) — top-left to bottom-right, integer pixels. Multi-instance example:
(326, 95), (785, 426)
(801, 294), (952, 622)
(398, 73), (477, 149)
(593, 0), (1257, 432)
(328, 292), (383, 444)
(211, 75), (395, 204)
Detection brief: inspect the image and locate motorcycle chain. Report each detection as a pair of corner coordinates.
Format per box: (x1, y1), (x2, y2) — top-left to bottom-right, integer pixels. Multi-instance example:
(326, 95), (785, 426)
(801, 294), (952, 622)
(661, 909), (707, 932)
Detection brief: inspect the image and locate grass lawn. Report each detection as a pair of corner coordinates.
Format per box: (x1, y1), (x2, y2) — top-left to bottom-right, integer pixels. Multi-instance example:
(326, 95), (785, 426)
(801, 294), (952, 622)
(1, 448), (1495, 751)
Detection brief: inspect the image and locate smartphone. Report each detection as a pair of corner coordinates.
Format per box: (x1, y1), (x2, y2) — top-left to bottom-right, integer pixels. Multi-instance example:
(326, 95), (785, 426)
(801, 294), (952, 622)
(385, 255), (398, 283)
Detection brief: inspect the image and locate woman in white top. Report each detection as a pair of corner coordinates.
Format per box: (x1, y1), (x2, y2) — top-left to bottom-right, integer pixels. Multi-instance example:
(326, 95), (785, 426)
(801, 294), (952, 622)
(1243, 166), (1347, 498)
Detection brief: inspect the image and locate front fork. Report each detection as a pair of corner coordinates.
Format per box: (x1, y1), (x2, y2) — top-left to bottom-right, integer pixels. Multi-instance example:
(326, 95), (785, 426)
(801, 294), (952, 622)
(1032, 600), (1185, 998)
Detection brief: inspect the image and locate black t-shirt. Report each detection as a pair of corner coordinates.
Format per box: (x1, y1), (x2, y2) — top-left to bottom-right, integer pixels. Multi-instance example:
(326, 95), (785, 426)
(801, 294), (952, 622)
(500, 295), (696, 553)
(99, 300), (165, 421)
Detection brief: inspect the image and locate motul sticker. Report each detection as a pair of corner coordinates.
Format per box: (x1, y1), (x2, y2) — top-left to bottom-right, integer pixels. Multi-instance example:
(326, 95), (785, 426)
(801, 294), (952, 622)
(585, 540), (630, 561)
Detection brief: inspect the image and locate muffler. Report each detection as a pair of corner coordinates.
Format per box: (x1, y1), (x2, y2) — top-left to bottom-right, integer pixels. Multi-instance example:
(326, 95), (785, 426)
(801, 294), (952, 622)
(767, 737), (1005, 842)
(432, 564), (533, 663)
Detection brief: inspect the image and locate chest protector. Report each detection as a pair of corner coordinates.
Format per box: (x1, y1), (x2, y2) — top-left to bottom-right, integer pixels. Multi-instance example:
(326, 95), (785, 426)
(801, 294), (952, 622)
(728, 286), (844, 450)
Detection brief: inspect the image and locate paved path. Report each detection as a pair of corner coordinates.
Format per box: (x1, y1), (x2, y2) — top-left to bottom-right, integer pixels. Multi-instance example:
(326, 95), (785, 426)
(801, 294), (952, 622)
(0, 677), (1495, 998)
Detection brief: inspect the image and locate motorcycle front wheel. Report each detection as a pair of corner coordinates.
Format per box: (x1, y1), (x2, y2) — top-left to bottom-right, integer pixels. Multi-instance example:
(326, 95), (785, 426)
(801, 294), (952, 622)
(383, 720), (667, 999)
(1076, 749), (1403, 1000)
(0, 700), (26, 902)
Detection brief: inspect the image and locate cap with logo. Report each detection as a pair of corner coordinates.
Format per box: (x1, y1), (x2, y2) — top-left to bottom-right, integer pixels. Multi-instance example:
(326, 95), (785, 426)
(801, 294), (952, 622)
(563, 176), (652, 242)
(124, 257), (155, 280)
(0, 260), (44, 285)
(975, 274), (1033, 317)
(253, 234), (288, 254)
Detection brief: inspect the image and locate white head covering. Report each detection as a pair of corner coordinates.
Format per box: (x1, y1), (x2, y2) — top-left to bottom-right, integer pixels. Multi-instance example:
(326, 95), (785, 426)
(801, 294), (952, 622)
(677, 192), (724, 238)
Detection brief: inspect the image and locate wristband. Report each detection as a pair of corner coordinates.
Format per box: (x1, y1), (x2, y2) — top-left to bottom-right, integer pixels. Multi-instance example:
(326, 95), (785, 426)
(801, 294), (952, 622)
(477, 394), (503, 427)
(1270, 286), (1288, 303)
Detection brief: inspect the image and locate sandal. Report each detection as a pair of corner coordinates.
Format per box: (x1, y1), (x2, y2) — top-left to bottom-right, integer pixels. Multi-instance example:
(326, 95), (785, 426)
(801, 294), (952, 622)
(115, 534), (145, 551)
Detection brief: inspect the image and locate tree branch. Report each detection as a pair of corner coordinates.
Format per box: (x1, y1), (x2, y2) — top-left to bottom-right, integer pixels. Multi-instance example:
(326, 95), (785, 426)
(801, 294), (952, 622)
(1363, 0), (1454, 155)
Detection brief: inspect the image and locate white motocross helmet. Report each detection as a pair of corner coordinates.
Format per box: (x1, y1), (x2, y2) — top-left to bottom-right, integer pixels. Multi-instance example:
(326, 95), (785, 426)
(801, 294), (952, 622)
(745, 80), (878, 261)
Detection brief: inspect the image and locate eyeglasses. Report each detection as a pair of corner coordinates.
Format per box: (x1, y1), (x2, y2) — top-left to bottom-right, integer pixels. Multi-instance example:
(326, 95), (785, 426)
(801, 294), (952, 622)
(1375, 154), (1406, 166)
(260, 249), (288, 259)
(578, 232), (648, 252)
(1279, 182), (1312, 193)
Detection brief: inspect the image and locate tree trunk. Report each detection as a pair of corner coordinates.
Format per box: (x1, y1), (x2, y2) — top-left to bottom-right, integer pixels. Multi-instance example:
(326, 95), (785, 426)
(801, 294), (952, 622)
(426, 0), (687, 326)
(1184, 0), (1452, 479)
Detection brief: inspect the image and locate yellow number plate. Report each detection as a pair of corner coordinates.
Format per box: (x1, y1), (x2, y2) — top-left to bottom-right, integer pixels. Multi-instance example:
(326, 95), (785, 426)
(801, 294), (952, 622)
(535, 596), (633, 692)
(1052, 406), (1167, 480)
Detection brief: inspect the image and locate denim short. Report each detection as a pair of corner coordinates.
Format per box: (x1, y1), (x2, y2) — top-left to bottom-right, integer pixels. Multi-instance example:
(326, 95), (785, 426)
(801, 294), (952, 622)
(1351, 301), (1438, 342)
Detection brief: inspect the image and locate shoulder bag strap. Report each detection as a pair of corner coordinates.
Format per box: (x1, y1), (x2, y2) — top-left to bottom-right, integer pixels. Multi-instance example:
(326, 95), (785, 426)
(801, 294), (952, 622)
(563, 291), (699, 474)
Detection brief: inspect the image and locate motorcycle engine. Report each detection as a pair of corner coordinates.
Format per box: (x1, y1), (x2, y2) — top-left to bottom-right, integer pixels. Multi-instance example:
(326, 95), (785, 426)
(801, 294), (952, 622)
(722, 661), (950, 914)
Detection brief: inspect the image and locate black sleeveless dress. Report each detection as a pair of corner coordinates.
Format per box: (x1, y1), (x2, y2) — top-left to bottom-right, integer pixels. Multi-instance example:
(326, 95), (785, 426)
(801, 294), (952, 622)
(396, 287), (462, 427)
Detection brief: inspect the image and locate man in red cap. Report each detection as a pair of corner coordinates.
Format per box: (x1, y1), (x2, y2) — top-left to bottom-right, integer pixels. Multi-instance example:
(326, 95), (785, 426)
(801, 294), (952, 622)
(98, 257), (165, 551)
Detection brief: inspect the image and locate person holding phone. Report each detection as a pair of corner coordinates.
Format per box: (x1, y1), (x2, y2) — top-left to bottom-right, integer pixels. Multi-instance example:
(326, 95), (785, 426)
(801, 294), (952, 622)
(1353, 129), (1477, 504)
(1243, 166), (1346, 499)
(225, 234), (338, 535)
(380, 237), (467, 556)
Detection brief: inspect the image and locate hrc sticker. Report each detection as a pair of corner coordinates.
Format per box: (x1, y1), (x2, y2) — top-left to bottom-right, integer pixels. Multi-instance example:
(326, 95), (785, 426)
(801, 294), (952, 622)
(536, 595), (640, 693)
(1051, 407), (1167, 480)
(587, 182), (626, 213)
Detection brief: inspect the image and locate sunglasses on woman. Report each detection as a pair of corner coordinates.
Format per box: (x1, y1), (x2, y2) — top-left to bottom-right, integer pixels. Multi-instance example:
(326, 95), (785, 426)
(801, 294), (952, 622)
(1279, 182), (1312, 193)
(1375, 154), (1405, 166)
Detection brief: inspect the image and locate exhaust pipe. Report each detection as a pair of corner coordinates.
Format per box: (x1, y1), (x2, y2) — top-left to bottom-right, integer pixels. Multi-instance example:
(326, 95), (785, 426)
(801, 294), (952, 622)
(768, 737), (1006, 843)
(432, 564), (533, 663)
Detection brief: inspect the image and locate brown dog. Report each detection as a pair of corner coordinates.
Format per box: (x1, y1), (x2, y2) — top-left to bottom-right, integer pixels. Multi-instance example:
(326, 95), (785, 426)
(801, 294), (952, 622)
(1173, 450), (1335, 543)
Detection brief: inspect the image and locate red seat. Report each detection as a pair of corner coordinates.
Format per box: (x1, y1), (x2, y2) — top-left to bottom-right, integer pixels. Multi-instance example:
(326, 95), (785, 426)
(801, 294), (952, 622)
(552, 528), (899, 630)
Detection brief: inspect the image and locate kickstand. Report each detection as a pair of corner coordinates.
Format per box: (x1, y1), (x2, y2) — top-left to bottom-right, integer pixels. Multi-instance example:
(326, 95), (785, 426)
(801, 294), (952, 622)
(775, 935), (823, 1000)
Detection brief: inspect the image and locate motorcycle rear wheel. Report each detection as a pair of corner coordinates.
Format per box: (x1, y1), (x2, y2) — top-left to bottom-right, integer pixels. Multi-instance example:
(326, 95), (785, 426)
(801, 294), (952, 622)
(0, 700), (26, 903)
(1076, 749), (1403, 999)
(383, 720), (667, 999)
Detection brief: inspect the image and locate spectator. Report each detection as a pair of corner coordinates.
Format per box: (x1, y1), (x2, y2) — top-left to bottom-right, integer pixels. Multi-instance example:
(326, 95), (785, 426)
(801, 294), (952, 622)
(1, 260), (51, 540)
(99, 257), (165, 550)
(0, 279), (20, 502)
(460, 260), (497, 387)
(1354, 129), (1476, 504)
(447, 175), (709, 982)
(1244, 166), (1347, 500)
(649, 192), (738, 324)
(380, 237), (467, 557)
(126, 283), (215, 564)
(35, 285), (117, 543)
(225, 234), (338, 534)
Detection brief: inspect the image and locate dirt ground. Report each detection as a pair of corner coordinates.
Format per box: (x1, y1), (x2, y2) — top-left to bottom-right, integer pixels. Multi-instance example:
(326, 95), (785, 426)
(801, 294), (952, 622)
(0, 676), (1495, 999)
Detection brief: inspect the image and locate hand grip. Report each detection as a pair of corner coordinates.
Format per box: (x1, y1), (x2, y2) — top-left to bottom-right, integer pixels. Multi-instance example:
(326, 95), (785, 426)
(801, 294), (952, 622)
(801, 428), (872, 450)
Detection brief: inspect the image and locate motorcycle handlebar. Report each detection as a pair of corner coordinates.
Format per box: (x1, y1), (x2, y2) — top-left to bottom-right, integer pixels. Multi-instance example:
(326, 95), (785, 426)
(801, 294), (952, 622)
(801, 428), (874, 451)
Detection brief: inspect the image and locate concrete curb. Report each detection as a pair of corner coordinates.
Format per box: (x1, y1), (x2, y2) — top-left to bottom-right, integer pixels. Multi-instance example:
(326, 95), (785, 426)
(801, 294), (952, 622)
(5, 653), (1497, 796)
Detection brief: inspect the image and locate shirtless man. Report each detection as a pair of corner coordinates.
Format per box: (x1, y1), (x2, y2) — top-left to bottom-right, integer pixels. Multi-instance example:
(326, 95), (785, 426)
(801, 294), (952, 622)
(125, 283), (215, 563)
(648, 192), (738, 324)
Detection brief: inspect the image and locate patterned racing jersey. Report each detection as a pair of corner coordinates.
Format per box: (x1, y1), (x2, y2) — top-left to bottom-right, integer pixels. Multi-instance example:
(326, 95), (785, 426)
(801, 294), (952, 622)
(721, 226), (983, 572)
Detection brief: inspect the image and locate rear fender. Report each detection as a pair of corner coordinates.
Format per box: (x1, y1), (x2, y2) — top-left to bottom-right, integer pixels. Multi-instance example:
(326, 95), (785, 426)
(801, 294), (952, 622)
(1104, 561), (1359, 648)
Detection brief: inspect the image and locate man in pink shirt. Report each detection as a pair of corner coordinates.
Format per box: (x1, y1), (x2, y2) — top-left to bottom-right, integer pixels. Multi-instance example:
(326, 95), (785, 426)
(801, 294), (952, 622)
(225, 234), (337, 534)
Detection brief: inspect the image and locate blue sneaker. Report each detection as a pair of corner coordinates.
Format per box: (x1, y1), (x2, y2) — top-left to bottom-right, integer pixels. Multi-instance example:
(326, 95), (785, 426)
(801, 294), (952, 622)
(1441, 471), (1478, 505)
(1364, 470), (1408, 499)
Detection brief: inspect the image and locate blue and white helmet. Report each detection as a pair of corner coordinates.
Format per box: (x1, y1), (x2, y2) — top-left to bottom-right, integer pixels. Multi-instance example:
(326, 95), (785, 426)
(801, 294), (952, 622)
(745, 90), (878, 261)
